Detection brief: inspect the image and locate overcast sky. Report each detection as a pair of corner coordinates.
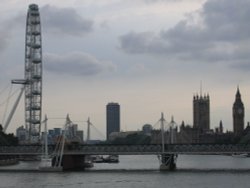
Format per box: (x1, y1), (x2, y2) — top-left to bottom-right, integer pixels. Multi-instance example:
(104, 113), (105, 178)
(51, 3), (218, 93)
(0, 0), (250, 139)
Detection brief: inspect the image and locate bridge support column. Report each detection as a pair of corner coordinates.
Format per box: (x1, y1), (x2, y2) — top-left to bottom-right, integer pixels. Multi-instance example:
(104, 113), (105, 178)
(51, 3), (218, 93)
(160, 154), (177, 171)
(52, 155), (91, 170)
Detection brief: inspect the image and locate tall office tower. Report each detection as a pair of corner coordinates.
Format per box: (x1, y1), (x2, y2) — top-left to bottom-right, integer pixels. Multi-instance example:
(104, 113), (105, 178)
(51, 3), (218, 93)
(233, 87), (244, 135)
(106, 102), (120, 140)
(193, 94), (210, 133)
(219, 120), (223, 134)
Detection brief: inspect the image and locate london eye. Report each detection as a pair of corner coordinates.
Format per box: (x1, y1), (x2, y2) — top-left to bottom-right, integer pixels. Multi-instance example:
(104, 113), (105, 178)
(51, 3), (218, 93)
(24, 4), (43, 142)
(10, 4), (43, 143)
(2, 4), (42, 143)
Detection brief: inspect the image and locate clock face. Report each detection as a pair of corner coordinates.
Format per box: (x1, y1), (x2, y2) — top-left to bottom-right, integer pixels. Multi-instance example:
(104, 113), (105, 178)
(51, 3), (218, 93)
(238, 108), (243, 114)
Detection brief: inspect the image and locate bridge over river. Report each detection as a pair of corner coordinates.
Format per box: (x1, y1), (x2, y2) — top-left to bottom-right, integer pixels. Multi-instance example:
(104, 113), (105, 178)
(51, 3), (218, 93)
(1, 144), (250, 155)
(1, 144), (250, 170)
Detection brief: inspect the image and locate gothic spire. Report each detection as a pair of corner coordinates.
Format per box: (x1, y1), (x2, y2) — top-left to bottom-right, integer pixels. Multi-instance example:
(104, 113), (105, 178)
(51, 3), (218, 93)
(235, 86), (242, 102)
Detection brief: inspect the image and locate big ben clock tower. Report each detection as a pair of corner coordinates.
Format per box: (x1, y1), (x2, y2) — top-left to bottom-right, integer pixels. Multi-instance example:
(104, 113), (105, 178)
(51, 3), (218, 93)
(233, 87), (244, 135)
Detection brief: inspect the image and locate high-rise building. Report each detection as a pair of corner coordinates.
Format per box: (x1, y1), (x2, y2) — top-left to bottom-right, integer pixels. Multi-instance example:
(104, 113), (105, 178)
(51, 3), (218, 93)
(16, 126), (26, 143)
(219, 120), (223, 134)
(233, 87), (244, 135)
(76, 130), (84, 143)
(193, 94), (210, 133)
(106, 102), (120, 140)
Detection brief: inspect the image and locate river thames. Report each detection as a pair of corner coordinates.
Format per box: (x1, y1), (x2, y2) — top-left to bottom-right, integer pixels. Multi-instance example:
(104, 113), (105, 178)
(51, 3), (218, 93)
(0, 155), (249, 188)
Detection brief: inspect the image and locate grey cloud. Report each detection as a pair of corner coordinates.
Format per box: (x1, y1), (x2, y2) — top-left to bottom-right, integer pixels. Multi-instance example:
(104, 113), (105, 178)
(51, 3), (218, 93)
(41, 5), (93, 36)
(231, 61), (250, 71)
(143, 0), (182, 2)
(201, 0), (250, 41)
(120, 32), (159, 53)
(3, 4), (94, 41)
(44, 52), (115, 76)
(0, 30), (9, 52)
(0, 15), (21, 53)
(119, 0), (250, 64)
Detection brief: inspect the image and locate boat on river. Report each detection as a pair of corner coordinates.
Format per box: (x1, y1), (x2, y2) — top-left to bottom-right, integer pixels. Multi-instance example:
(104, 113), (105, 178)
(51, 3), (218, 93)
(103, 155), (119, 163)
(232, 153), (248, 158)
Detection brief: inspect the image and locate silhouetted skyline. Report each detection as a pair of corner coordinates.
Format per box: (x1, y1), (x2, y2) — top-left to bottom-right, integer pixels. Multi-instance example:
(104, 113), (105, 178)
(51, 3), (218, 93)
(0, 0), (250, 139)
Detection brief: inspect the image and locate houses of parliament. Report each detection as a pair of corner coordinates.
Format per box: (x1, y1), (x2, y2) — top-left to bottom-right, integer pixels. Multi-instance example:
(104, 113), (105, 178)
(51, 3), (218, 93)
(144, 86), (250, 145)
(176, 87), (248, 144)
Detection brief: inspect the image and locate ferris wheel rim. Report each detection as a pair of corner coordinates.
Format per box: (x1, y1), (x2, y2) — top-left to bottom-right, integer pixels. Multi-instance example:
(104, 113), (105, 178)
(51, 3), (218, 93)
(24, 4), (43, 143)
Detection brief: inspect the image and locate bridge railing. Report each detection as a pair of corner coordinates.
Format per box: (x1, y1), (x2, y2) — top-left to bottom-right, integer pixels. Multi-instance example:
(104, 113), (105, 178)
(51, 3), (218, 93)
(0, 145), (43, 155)
(1, 144), (250, 155)
(167, 144), (250, 154)
(64, 144), (162, 155)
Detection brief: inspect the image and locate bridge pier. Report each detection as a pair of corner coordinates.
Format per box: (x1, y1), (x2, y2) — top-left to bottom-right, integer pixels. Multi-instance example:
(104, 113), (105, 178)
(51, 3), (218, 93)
(52, 155), (91, 170)
(159, 154), (177, 171)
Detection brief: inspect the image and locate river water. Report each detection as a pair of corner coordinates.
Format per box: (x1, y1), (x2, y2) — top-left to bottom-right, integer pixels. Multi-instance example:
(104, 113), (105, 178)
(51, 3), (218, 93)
(0, 155), (249, 188)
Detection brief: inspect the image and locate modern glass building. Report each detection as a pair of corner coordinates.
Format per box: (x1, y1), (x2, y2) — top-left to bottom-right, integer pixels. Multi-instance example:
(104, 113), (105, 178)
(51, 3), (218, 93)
(106, 102), (120, 140)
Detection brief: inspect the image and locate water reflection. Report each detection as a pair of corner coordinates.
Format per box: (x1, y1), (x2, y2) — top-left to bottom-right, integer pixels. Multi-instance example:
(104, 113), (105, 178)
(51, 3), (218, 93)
(0, 155), (250, 172)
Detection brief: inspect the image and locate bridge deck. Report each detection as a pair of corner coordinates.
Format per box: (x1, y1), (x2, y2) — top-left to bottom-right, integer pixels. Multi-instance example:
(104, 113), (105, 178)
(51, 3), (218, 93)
(0, 144), (250, 155)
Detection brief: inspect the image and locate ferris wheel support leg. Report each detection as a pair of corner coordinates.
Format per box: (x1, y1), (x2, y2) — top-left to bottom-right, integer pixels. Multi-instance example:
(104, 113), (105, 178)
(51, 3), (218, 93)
(3, 86), (25, 133)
